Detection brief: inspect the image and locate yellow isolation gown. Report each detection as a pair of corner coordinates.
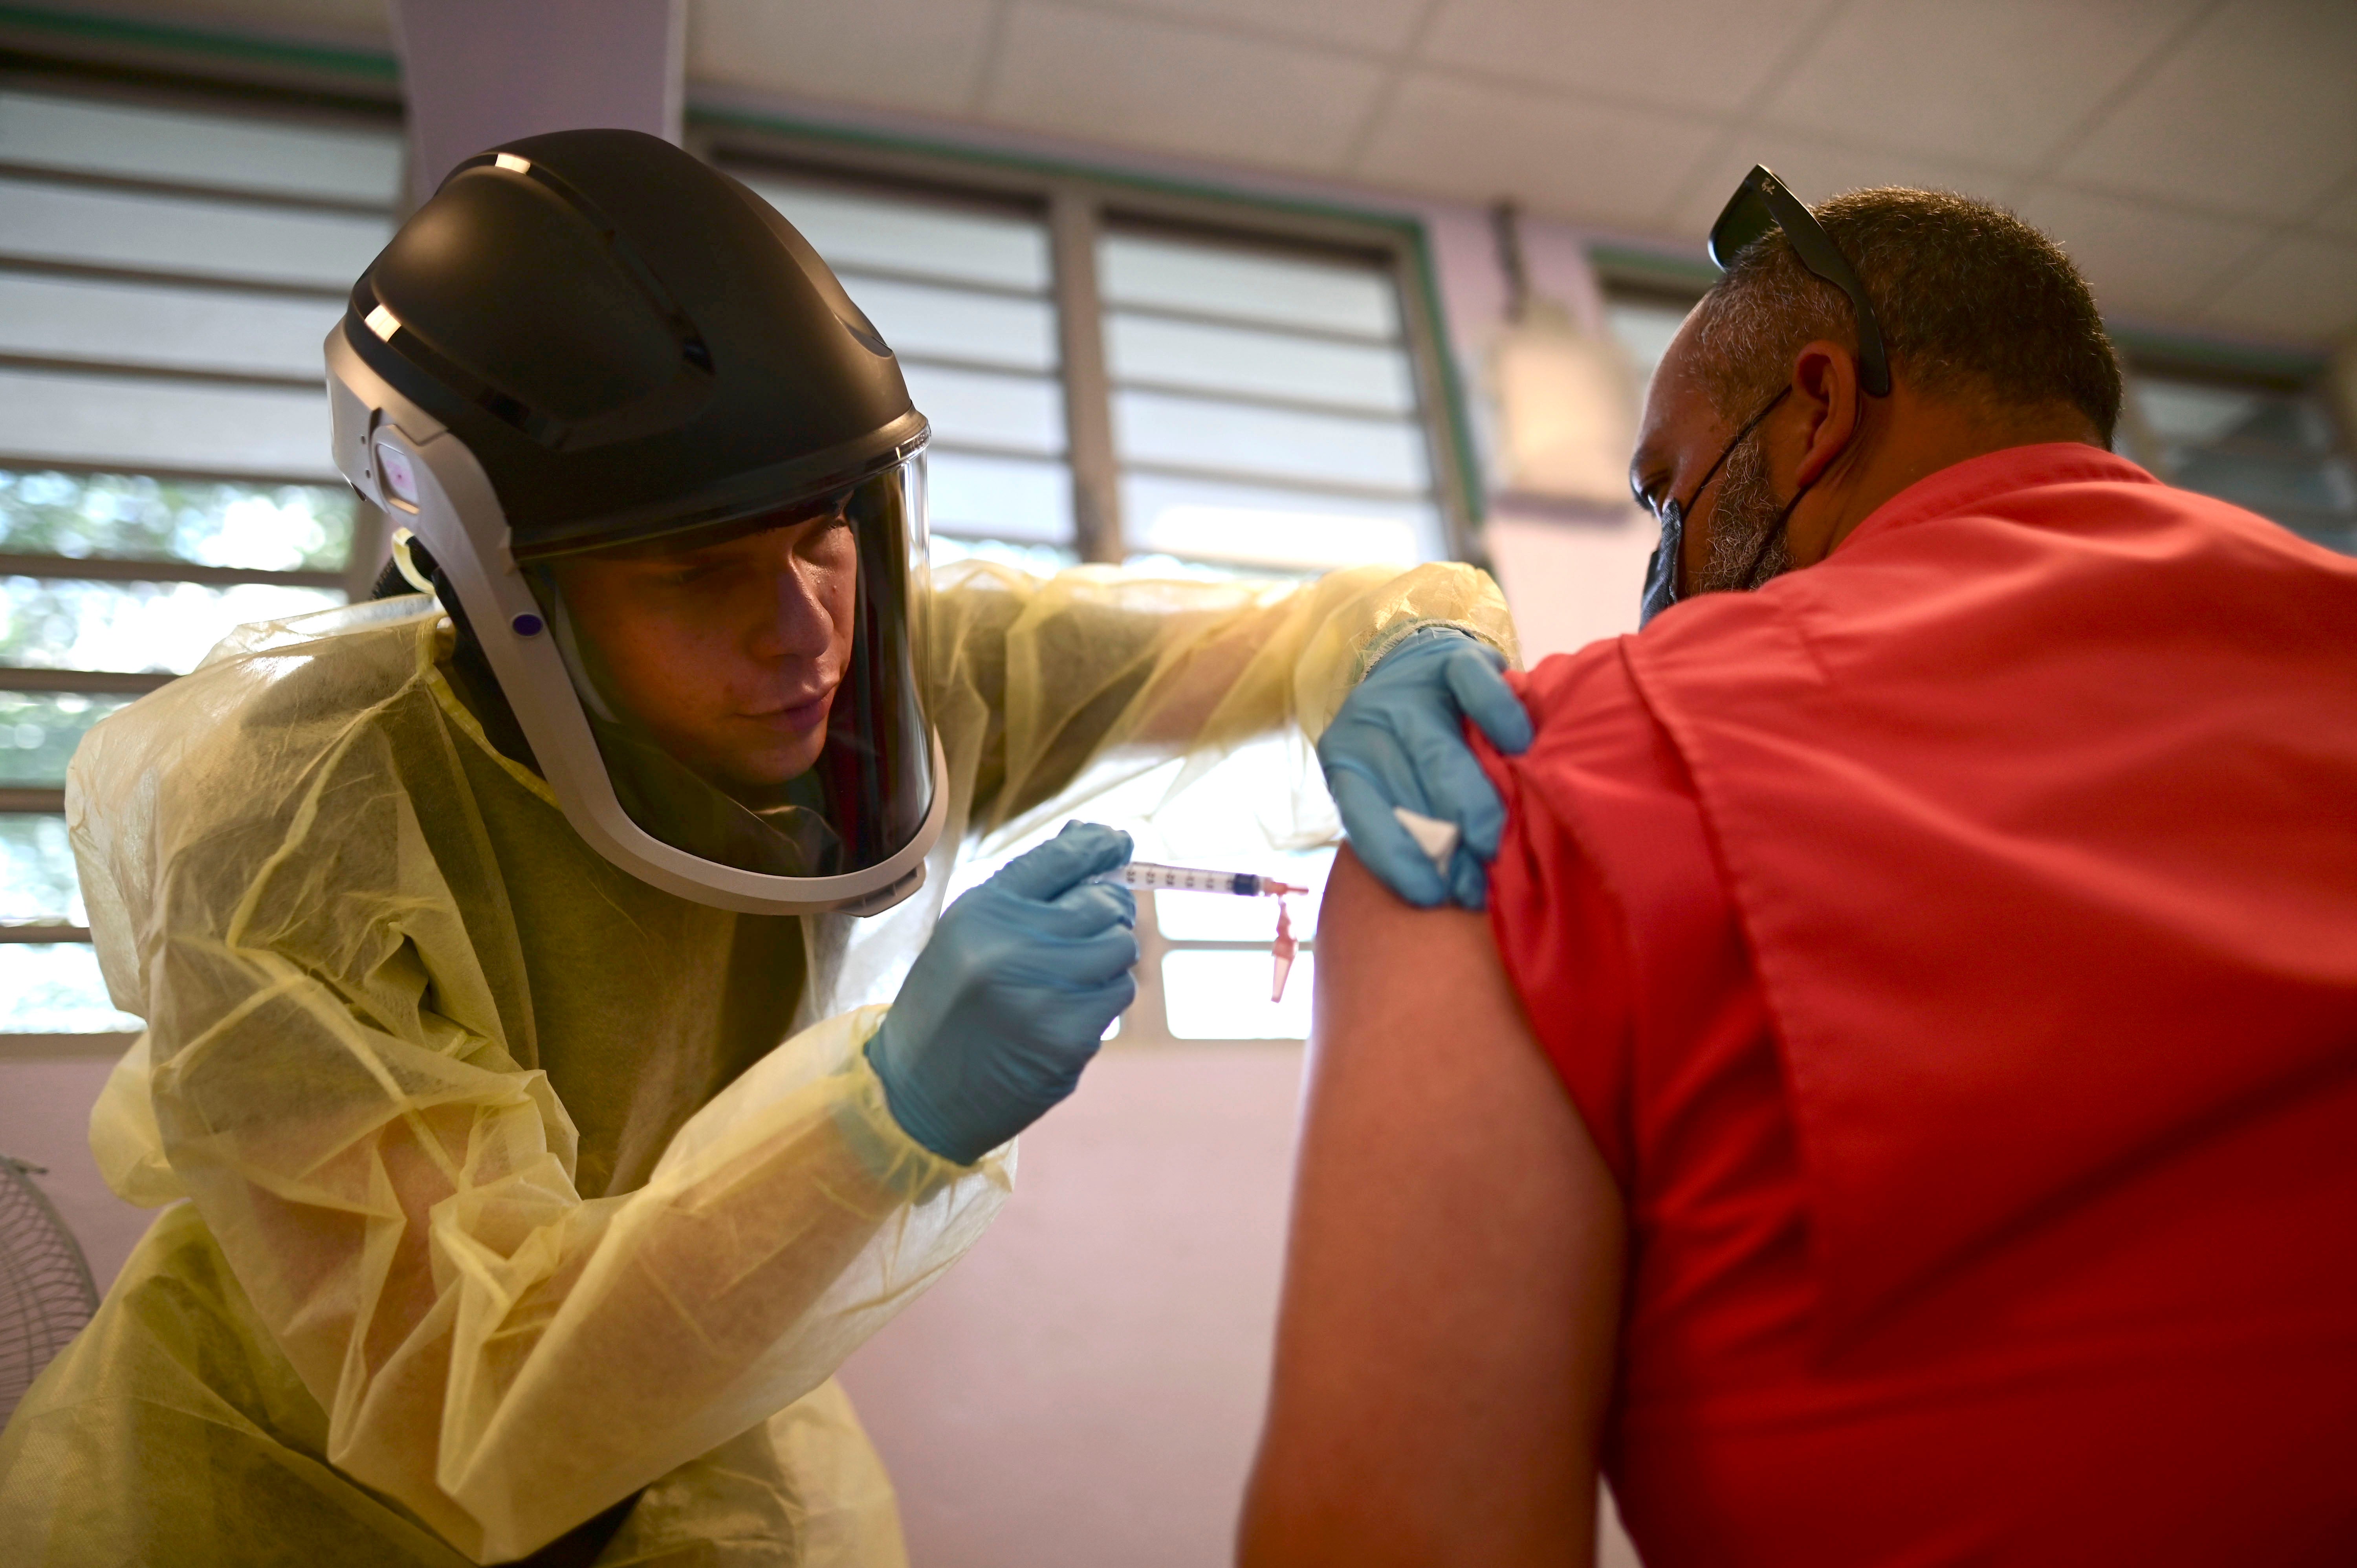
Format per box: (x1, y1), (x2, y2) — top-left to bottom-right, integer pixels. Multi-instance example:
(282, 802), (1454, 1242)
(0, 557), (1515, 1566)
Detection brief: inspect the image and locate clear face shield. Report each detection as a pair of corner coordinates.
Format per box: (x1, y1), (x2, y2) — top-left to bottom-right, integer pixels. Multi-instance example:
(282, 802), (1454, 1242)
(519, 460), (935, 885)
(326, 128), (948, 916)
(335, 317), (948, 916)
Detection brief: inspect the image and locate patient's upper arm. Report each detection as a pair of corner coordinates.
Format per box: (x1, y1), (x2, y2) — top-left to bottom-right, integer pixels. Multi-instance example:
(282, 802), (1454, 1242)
(1239, 849), (1624, 1568)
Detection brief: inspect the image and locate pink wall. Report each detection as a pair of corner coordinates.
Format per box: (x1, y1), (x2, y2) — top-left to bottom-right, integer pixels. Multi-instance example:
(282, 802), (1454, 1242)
(840, 1042), (1305, 1568)
(0, 1055), (151, 1291)
(838, 1040), (1642, 1568)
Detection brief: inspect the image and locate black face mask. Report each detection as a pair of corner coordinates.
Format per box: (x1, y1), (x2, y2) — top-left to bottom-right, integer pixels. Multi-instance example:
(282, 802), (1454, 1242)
(1638, 387), (1791, 628)
(1637, 502), (1686, 629)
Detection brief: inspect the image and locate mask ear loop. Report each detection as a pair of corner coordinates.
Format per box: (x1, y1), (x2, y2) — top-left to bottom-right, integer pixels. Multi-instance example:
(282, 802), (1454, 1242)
(1733, 366), (1876, 589)
(1642, 386), (1792, 626)
(388, 528), (438, 597)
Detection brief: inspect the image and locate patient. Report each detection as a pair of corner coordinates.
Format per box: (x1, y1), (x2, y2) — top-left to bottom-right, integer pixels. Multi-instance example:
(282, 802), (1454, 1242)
(1239, 184), (2357, 1566)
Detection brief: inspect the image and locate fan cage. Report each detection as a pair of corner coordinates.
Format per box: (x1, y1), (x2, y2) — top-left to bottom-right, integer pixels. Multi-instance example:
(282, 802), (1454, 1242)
(0, 1155), (100, 1422)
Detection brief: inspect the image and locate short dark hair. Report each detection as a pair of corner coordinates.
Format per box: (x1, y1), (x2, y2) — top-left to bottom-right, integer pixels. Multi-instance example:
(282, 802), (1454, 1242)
(1686, 187), (2123, 444)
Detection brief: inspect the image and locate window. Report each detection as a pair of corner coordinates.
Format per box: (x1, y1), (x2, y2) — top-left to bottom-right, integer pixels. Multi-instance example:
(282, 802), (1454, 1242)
(715, 134), (1477, 1043)
(2117, 364), (2356, 556)
(0, 77), (400, 1041)
(736, 173), (1076, 570)
(1095, 229), (1448, 1039)
(1102, 226), (1444, 573)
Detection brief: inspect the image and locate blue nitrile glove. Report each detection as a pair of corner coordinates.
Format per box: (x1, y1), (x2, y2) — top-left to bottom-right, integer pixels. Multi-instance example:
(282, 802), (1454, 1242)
(1317, 626), (1533, 910)
(866, 822), (1140, 1165)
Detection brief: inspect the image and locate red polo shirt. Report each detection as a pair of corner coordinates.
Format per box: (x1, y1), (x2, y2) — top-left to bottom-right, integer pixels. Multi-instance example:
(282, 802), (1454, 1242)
(1483, 445), (2357, 1564)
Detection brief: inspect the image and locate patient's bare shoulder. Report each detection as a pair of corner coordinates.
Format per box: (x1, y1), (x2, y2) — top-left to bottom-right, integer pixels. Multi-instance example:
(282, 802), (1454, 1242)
(1311, 848), (1504, 1045)
(1240, 849), (1624, 1568)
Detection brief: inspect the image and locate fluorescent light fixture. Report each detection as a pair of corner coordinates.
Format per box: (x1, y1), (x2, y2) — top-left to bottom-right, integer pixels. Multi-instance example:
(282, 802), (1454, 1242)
(494, 153), (532, 174)
(364, 304), (400, 341)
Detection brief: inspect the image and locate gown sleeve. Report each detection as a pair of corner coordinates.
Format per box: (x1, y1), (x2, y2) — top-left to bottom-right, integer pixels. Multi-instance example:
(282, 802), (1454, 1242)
(70, 611), (1008, 1563)
(925, 557), (1518, 830)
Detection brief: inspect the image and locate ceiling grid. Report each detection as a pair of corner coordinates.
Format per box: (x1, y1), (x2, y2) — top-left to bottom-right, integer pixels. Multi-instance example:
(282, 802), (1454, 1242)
(28, 0), (2357, 342)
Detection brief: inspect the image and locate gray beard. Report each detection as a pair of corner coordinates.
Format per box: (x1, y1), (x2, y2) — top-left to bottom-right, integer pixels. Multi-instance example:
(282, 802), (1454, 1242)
(1691, 435), (1793, 596)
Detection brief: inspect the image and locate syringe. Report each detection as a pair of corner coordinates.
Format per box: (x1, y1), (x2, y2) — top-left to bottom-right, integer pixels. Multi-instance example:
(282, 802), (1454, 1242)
(1108, 861), (1307, 898)
(1105, 861), (1307, 1002)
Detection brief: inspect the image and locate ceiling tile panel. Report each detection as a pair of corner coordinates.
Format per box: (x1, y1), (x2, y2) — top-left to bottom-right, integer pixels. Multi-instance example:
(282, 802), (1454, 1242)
(2058, 0), (2357, 223)
(2014, 184), (2266, 320)
(983, 2), (1386, 173)
(689, 0), (1000, 114)
(2199, 234), (2357, 340)
(1418, 0), (1841, 112)
(1664, 132), (2015, 238)
(1044, 0), (1430, 53)
(1356, 71), (1721, 231)
(1758, 0), (2206, 173)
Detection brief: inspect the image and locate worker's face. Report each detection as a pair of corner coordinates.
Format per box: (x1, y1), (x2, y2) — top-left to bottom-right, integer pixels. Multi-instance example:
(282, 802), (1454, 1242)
(1629, 313), (1800, 600)
(555, 509), (859, 794)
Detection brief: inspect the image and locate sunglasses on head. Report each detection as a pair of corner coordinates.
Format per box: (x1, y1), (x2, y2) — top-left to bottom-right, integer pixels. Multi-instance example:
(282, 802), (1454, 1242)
(1635, 169), (1892, 628)
(1708, 165), (1892, 398)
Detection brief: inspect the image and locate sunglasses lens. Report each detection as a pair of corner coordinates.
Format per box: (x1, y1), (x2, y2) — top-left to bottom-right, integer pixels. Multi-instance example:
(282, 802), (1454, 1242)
(1709, 186), (1780, 270)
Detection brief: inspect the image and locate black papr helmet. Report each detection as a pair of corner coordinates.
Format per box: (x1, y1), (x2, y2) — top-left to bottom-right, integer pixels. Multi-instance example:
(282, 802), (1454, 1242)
(346, 128), (924, 551)
(326, 129), (945, 916)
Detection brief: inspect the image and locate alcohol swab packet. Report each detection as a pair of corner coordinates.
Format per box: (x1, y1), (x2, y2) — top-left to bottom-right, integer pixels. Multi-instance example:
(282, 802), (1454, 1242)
(1392, 807), (1460, 876)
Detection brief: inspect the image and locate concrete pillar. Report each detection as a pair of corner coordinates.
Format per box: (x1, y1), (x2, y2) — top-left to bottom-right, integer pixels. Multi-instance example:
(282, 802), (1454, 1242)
(391, 0), (685, 211)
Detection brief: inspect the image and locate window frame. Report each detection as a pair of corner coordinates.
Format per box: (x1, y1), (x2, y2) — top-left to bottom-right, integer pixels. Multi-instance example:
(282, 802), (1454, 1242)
(1125, 889), (1314, 1050)
(694, 114), (1489, 571)
(2111, 335), (2355, 550)
(0, 53), (401, 1051)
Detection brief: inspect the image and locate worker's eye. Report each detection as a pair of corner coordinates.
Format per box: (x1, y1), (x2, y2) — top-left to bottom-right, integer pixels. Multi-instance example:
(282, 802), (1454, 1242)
(800, 513), (854, 558)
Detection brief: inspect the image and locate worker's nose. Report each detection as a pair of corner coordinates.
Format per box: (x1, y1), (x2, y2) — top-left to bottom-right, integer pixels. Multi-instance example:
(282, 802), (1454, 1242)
(749, 557), (842, 663)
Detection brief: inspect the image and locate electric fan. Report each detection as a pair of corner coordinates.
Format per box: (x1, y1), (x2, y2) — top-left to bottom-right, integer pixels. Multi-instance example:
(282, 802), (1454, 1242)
(0, 1154), (98, 1423)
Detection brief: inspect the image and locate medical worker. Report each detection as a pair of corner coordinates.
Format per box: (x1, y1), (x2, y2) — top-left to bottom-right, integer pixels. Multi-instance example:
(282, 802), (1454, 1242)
(0, 130), (1523, 1567)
